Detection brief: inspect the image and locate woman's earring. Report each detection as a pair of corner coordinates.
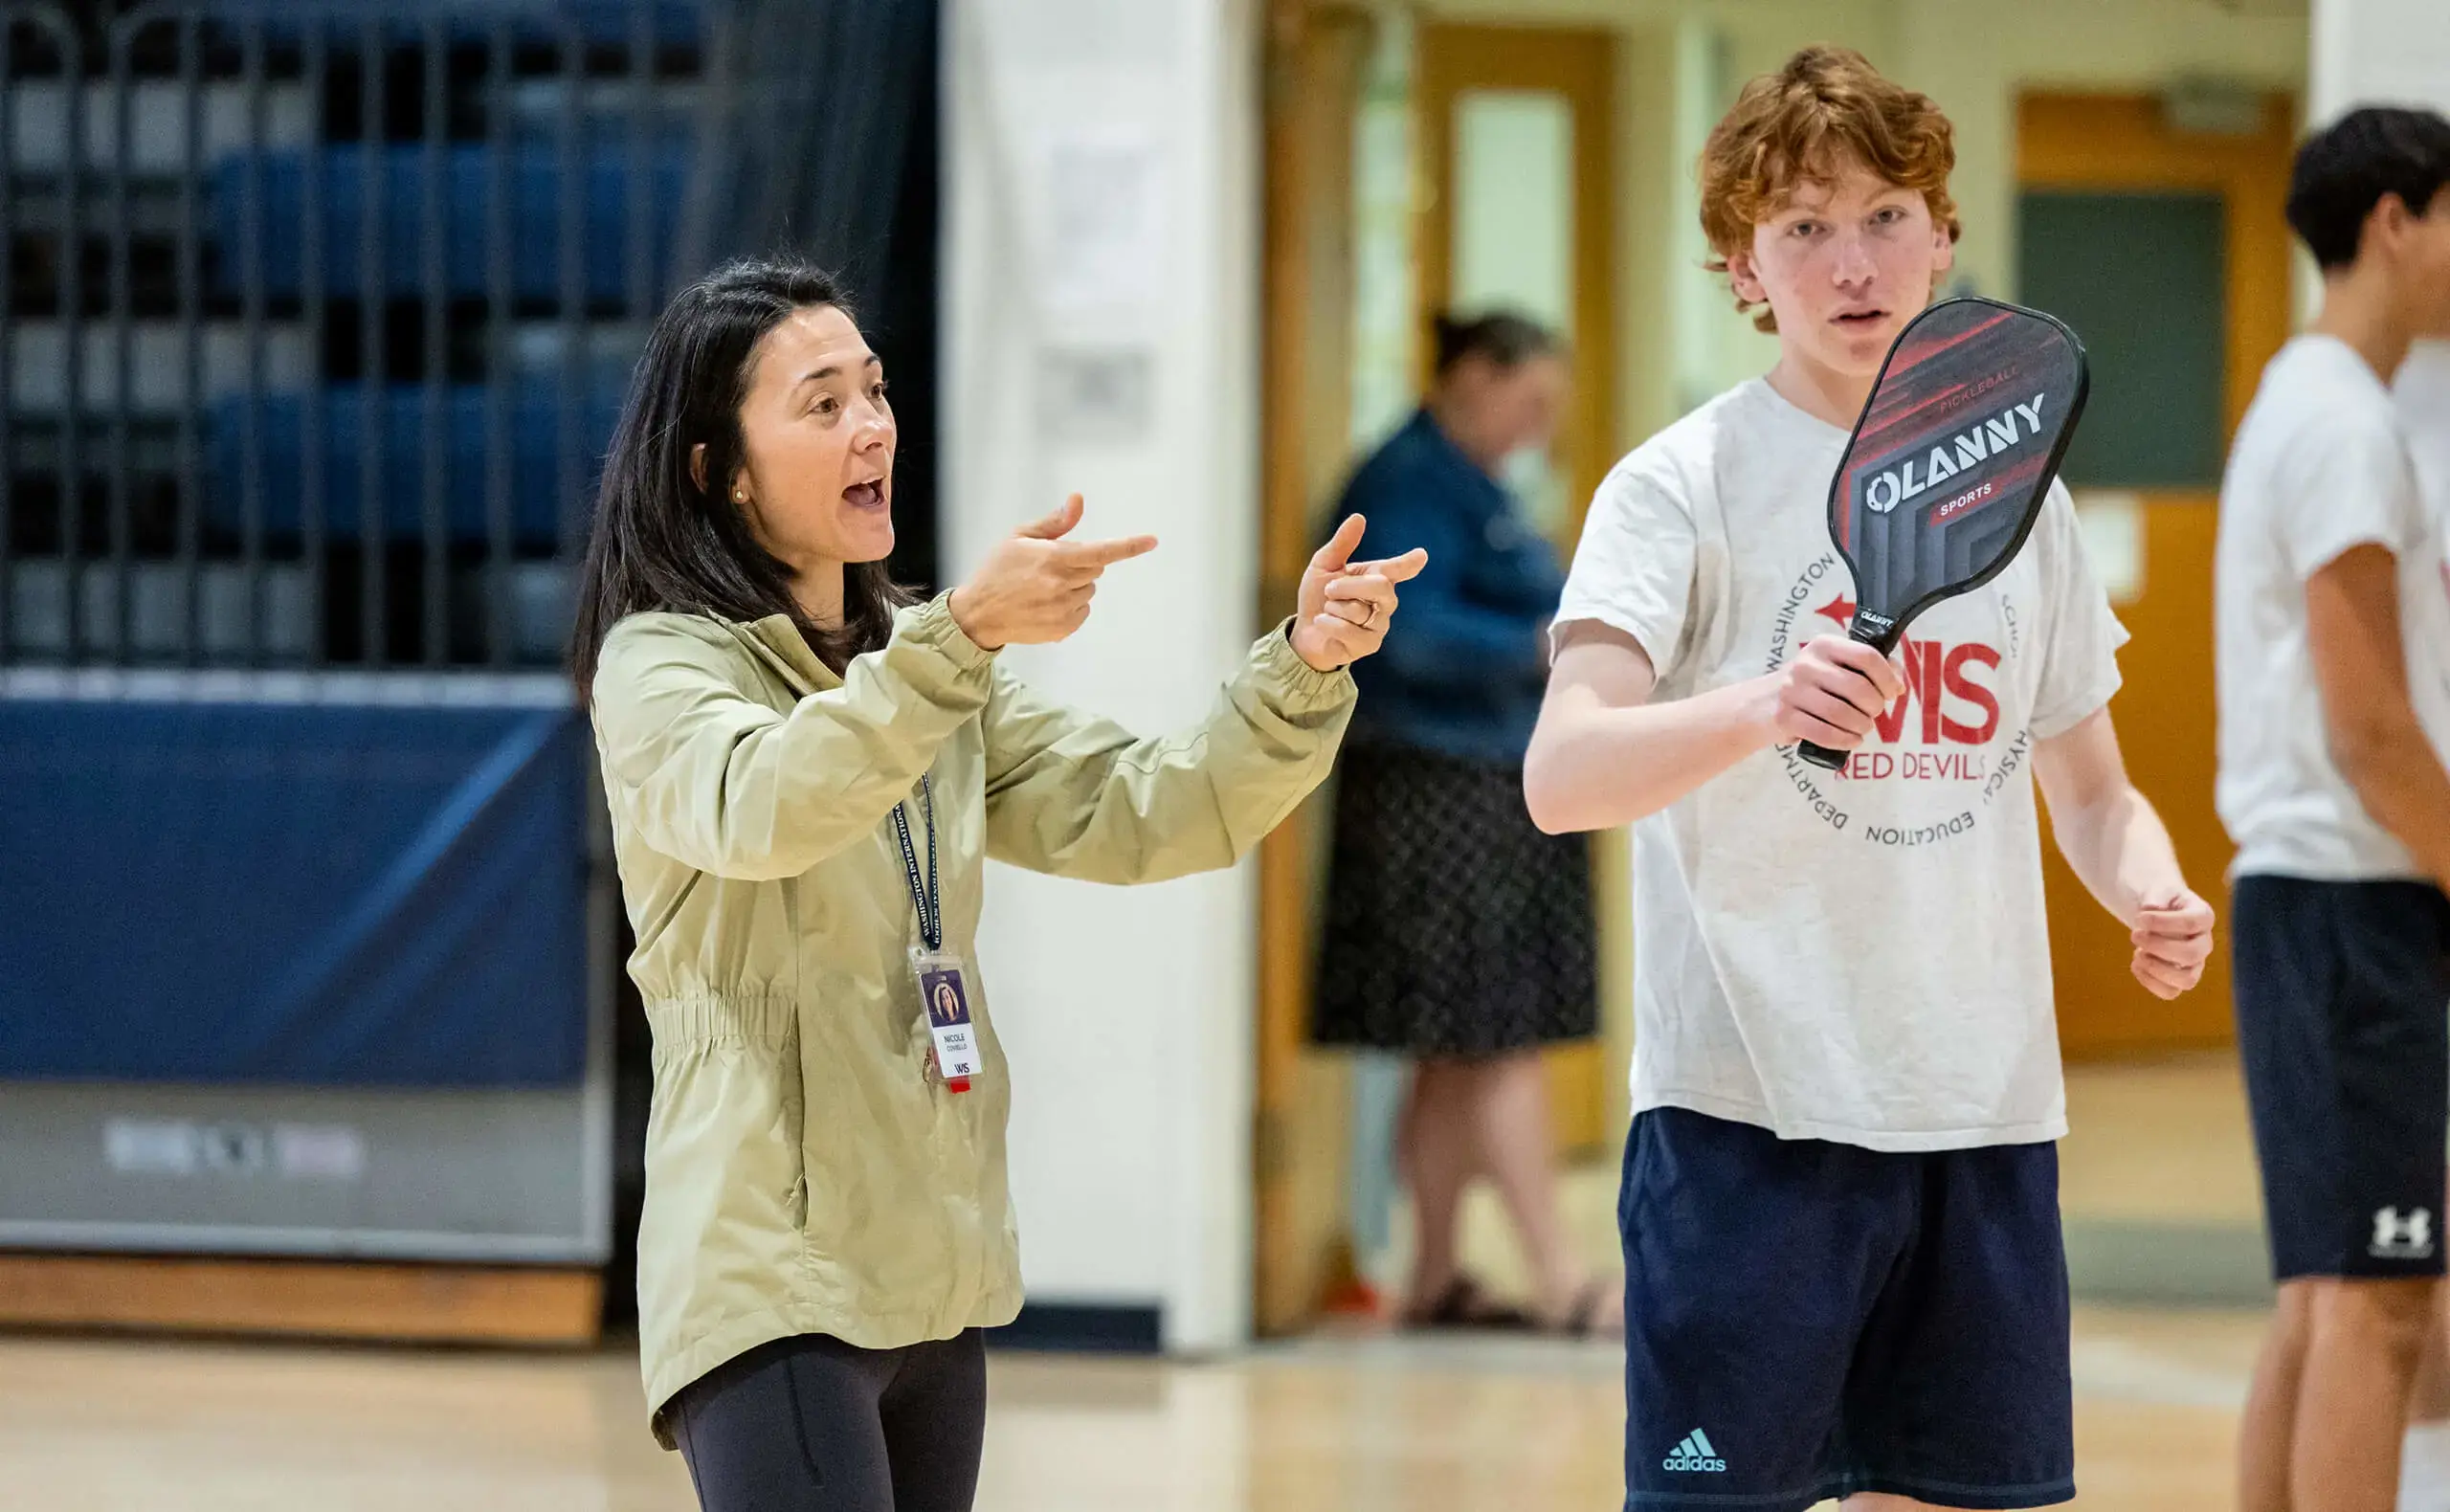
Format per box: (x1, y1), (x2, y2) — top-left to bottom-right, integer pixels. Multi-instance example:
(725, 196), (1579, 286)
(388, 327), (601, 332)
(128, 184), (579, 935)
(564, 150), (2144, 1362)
(733, 490), (746, 503)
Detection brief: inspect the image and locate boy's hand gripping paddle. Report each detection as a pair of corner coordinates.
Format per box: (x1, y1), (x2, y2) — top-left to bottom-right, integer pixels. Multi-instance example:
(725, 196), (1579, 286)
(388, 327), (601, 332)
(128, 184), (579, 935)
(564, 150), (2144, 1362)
(1796, 296), (2091, 771)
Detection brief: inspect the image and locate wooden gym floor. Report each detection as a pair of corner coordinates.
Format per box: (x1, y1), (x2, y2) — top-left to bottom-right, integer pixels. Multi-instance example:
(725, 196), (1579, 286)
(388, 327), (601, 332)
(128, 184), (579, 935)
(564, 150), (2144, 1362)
(2, 1054), (2273, 1510)
(0, 1304), (2261, 1511)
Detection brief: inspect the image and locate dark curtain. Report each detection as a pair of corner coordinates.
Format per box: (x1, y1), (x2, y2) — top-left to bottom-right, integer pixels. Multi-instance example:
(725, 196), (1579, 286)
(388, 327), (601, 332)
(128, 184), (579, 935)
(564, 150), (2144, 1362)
(687, 0), (943, 590)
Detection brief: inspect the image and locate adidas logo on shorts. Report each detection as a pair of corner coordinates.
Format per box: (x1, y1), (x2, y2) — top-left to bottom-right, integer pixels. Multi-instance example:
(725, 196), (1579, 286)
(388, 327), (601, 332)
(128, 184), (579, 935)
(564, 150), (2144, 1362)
(1662, 1429), (1727, 1474)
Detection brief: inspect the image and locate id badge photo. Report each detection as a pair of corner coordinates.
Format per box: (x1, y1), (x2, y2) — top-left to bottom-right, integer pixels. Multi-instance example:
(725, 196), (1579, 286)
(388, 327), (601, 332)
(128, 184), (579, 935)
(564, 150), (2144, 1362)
(913, 949), (982, 1092)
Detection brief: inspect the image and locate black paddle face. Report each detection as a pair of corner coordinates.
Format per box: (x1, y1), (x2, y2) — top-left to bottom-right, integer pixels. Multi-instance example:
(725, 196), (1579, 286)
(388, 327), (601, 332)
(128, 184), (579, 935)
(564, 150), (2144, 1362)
(1797, 297), (2089, 770)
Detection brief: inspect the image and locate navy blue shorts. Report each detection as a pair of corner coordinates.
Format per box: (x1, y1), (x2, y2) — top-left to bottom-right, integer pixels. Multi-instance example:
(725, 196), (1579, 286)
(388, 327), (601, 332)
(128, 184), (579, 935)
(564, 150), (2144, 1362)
(2233, 875), (2450, 1281)
(1619, 1107), (2073, 1511)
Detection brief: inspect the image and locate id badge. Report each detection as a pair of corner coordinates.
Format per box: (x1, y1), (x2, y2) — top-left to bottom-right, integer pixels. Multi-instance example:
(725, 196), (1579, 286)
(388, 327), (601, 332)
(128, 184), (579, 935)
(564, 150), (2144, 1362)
(913, 950), (982, 1093)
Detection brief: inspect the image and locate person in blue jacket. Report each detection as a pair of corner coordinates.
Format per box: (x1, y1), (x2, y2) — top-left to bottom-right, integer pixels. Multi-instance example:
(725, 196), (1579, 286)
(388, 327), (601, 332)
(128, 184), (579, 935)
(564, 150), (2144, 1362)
(1313, 309), (1614, 1335)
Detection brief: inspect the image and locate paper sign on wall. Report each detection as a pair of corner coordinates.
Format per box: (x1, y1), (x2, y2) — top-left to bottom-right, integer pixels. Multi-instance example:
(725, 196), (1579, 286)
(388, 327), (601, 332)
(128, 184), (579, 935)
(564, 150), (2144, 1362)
(1036, 130), (1163, 319)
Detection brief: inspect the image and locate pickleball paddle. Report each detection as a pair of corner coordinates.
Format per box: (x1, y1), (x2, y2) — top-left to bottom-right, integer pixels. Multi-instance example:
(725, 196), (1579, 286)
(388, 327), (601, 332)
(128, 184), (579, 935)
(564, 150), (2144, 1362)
(1795, 296), (2091, 771)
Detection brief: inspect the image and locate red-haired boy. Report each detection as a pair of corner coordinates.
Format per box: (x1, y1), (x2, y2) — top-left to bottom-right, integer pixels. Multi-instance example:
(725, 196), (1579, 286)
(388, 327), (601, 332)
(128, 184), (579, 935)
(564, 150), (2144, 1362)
(1525, 47), (2215, 1511)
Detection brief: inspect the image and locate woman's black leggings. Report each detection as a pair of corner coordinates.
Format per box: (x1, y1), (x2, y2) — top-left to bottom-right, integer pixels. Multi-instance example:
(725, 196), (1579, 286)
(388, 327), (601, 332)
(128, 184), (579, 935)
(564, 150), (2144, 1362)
(670, 1330), (987, 1512)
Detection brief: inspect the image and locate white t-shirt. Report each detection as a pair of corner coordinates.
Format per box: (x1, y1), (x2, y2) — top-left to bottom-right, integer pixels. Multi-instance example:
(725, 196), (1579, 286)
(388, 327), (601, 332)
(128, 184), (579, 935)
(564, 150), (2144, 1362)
(2398, 341), (2450, 761)
(2400, 340), (2450, 512)
(1555, 377), (2126, 1152)
(2215, 335), (2450, 881)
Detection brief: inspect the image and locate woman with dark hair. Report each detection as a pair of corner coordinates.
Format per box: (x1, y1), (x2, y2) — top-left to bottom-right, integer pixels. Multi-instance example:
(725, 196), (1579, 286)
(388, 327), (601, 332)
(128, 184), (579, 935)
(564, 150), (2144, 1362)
(1311, 308), (1614, 1337)
(576, 257), (1425, 1512)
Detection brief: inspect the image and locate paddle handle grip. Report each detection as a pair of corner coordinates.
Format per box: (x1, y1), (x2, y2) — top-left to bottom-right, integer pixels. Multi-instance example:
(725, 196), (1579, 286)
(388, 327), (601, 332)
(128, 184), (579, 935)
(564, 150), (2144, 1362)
(1794, 615), (1899, 772)
(1795, 736), (1851, 771)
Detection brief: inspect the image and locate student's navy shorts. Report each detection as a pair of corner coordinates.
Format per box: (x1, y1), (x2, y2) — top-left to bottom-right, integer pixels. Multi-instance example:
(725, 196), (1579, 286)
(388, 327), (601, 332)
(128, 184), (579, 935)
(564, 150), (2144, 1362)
(2233, 875), (2450, 1281)
(1619, 1106), (2074, 1511)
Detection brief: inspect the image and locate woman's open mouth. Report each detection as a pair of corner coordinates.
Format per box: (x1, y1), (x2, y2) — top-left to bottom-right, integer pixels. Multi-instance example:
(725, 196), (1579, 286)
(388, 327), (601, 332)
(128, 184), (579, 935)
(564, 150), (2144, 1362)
(1834, 308), (1888, 329)
(844, 480), (887, 510)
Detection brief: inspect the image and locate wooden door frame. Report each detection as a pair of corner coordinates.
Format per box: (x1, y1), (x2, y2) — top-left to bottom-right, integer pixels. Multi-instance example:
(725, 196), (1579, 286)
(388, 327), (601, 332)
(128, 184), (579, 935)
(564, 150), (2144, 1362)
(2015, 91), (2296, 1057)
(1254, 0), (1370, 1338)
(1415, 24), (1619, 537)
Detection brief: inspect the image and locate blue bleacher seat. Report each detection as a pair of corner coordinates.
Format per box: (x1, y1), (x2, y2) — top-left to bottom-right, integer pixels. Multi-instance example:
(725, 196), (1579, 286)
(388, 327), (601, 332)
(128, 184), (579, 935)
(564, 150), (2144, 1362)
(207, 143), (689, 305)
(198, 1), (708, 51)
(206, 384), (624, 545)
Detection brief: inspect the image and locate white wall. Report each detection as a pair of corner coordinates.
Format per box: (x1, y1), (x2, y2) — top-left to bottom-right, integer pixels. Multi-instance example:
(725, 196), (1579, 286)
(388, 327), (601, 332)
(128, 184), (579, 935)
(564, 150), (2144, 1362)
(2318, 0), (2450, 666)
(944, 0), (1262, 1352)
(2312, 0), (2450, 122)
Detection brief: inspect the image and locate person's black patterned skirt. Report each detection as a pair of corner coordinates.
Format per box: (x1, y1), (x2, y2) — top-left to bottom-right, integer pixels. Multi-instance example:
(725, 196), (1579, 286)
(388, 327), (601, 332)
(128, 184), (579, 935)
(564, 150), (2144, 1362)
(1311, 742), (1597, 1057)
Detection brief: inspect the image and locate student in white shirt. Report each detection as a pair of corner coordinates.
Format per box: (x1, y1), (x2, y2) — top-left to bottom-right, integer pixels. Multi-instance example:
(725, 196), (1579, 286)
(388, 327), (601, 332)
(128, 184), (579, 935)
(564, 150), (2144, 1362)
(2395, 335), (2450, 1512)
(1523, 46), (2215, 1511)
(2217, 105), (2450, 1512)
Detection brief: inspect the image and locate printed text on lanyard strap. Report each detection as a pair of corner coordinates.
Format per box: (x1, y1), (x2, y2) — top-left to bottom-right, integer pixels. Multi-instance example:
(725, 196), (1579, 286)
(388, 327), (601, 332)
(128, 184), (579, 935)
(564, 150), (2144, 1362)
(891, 776), (941, 953)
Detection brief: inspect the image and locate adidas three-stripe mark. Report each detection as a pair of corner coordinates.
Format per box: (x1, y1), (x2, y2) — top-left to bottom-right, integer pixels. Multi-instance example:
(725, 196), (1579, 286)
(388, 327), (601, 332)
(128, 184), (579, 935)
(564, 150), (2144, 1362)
(1662, 1429), (1727, 1473)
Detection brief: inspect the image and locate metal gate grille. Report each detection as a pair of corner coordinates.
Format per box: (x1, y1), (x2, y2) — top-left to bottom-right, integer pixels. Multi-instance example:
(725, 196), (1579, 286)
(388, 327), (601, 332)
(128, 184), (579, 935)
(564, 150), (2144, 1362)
(1, 0), (939, 670)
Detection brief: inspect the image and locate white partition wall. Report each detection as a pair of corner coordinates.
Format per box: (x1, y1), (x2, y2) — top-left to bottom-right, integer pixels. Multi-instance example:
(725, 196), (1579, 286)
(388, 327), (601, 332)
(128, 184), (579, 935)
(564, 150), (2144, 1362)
(2311, 0), (2450, 123)
(944, 0), (1264, 1353)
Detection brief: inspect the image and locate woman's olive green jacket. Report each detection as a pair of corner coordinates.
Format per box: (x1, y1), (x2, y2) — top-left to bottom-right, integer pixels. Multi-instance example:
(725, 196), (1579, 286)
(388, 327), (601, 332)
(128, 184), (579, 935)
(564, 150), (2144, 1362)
(588, 592), (1355, 1437)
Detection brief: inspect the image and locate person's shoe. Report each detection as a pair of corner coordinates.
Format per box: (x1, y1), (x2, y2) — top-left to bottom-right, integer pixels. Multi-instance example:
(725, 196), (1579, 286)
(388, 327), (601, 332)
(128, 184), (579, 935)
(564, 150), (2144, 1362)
(1536, 1278), (1623, 1340)
(1403, 1274), (1533, 1331)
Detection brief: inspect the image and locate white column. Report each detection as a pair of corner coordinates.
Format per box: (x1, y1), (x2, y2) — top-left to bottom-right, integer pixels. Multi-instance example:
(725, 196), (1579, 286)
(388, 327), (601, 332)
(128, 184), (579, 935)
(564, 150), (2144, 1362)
(2313, 0), (2450, 516)
(945, 0), (1262, 1352)
(2310, 0), (2450, 124)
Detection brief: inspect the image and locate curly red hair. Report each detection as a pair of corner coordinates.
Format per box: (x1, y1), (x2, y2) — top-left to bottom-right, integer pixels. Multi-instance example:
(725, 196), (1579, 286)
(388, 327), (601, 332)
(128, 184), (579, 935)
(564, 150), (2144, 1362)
(1699, 46), (1961, 332)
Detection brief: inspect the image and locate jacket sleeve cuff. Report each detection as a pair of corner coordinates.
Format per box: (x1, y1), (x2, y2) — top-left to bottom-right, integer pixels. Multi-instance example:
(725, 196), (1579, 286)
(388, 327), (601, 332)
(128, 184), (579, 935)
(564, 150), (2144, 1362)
(1256, 618), (1358, 714)
(903, 590), (998, 676)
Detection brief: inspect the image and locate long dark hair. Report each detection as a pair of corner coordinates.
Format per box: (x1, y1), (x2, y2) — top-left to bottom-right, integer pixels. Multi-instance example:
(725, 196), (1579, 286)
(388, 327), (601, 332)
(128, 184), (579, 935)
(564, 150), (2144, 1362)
(570, 256), (918, 701)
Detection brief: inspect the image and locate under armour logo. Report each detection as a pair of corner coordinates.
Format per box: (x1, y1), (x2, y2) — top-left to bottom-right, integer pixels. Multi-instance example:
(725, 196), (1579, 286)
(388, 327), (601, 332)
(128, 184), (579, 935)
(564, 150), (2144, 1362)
(2372, 1207), (2437, 1260)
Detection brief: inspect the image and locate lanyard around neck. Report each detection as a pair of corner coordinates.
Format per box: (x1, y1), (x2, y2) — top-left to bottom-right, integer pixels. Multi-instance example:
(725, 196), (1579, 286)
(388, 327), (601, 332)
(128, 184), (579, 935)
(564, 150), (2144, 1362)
(890, 776), (941, 953)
